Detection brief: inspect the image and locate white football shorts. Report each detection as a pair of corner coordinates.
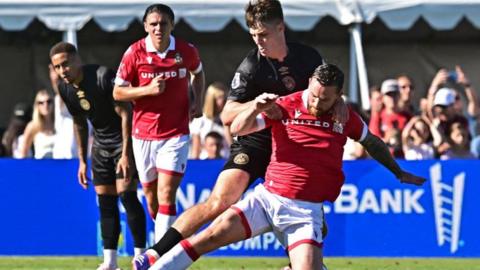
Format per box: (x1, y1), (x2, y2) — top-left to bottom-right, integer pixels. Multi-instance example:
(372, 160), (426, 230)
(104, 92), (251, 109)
(132, 135), (189, 186)
(231, 184), (324, 252)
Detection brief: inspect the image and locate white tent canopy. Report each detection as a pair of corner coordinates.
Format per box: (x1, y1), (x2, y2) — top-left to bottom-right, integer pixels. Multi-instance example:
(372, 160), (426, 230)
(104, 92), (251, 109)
(1, 0), (480, 32)
(1, 0), (479, 109)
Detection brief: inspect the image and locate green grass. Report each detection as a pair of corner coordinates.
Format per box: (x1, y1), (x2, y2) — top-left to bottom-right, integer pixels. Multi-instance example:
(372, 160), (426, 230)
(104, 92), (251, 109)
(0, 257), (479, 270)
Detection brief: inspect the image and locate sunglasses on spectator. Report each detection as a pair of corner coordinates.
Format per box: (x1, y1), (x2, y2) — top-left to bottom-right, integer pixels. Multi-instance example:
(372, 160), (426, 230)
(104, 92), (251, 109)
(400, 85), (414, 90)
(37, 99), (52, 105)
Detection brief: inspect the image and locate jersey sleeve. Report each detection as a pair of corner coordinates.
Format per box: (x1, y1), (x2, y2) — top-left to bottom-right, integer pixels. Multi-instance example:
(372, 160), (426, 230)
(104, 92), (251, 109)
(345, 109), (368, 142)
(184, 43), (202, 74)
(262, 98), (288, 128)
(228, 55), (258, 103)
(115, 45), (137, 86)
(97, 66), (116, 96)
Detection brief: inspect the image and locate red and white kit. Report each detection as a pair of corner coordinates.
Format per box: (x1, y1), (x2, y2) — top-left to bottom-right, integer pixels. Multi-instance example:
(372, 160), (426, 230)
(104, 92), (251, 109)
(115, 35), (202, 183)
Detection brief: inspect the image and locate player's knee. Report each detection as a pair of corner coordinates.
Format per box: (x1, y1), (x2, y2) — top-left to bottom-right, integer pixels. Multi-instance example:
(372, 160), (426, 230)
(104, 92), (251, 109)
(98, 194), (119, 215)
(119, 191), (143, 212)
(206, 196), (232, 216)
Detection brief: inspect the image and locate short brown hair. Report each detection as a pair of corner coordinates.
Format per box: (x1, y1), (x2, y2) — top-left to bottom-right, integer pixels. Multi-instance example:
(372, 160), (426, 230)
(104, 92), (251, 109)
(312, 64), (344, 92)
(49, 42), (77, 58)
(245, 0), (283, 29)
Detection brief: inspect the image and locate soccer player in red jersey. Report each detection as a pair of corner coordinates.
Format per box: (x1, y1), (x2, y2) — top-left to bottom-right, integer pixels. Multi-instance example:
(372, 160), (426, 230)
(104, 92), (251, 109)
(148, 64), (426, 270)
(113, 4), (205, 244)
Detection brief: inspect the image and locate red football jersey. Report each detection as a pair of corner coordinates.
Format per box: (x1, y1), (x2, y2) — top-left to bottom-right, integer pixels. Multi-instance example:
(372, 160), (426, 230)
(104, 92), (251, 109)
(262, 90), (368, 202)
(115, 35), (202, 140)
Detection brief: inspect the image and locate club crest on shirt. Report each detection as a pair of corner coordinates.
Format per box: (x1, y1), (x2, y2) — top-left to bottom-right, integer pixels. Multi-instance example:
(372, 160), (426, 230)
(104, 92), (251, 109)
(282, 76), (296, 91)
(79, 98), (91, 111)
(233, 153), (249, 165)
(175, 53), (183, 65)
(278, 66), (289, 75)
(231, 72), (241, 89)
(333, 121), (344, 134)
(294, 109), (302, 119)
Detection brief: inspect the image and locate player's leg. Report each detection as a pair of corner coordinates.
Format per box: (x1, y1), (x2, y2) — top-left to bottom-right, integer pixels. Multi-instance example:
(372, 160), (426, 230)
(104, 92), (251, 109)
(149, 185), (271, 270)
(132, 137), (159, 219)
(91, 146), (121, 270)
(288, 243), (323, 270)
(116, 151), (147, 256)
(153, 135), (189, 242)
(132, 144), (267, 270)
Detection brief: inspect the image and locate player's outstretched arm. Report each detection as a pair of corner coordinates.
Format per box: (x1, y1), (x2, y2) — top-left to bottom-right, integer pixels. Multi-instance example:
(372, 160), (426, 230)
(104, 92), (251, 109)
(360, 131), (426, 186)
(230, 93), (278, 136)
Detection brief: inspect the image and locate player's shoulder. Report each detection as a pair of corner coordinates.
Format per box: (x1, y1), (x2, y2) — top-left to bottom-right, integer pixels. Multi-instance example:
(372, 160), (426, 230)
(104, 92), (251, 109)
(123, 38), (146, 56)
(277, 91), (303, 107)
(174, 37), (198, 53)
(237, 48), (261, 74)
(288, 42), (322, 59)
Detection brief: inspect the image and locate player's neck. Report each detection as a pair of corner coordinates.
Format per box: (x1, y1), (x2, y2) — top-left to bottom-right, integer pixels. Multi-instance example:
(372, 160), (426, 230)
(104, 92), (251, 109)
(155, 37), (171, 53)
(271, 41), (288, 62)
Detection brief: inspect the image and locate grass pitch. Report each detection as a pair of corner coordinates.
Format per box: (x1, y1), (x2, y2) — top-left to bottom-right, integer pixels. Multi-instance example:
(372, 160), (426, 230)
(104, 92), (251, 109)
(0, 256), (479, 270)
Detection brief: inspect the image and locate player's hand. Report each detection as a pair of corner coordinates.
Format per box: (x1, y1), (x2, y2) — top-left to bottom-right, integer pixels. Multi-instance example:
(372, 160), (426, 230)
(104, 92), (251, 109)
(398, 171), (426, 186)
(253, 93), (278, 112)
(331, 97), (349, 125)
(77, 162), (89, 189)
(147, 75), (166, 96)
(116, 155), (131, 184)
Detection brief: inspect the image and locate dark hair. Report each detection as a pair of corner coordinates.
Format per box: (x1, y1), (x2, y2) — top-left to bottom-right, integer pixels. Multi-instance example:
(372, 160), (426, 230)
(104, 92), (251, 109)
(49, 42), (77, 58)
(245, 0), (283, 28)
(205, 131), (223, 142)
(143, 4), (175, 23)
(1, 103), (32, 157)
(312, 63), (344, 92)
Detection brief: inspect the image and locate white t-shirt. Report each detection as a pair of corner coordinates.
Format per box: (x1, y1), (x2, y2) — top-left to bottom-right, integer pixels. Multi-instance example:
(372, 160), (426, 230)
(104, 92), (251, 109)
(189, 115), (228, 159)
(52, 95), (78, 159)
(404, 143), (435, 160)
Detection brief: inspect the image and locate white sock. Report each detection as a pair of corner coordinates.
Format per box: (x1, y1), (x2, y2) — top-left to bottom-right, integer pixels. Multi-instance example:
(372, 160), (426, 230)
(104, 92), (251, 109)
(134, 247), (145, 256)
(149, 242), (194, 270)
(103, 249), (117, 267)
(154, 213), (177, 242)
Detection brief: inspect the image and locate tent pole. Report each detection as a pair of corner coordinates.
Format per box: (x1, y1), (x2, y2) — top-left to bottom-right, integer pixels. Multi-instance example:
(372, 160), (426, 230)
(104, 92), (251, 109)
(349, 24), (358, 104)
(63, 28), (78, 48)
(350, 23), (370, 111)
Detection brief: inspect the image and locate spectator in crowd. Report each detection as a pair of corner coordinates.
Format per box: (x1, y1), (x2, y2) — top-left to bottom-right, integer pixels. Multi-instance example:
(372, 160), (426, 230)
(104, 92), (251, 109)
(440, 118), (475, 159)
(1, 102), (32, 158)
(113, 3), (205, 243)
(364, 85), (382, 122)
(343, 101), (366, 160)
(369, 79), (411, 157)
(401, 116), (439, 160)
(189, 82), (231, 159)
(19, 89), (55, 159)
(202, 131), (224, 160)
(397, 74), (416, 115)
(49, 63), (78, 159)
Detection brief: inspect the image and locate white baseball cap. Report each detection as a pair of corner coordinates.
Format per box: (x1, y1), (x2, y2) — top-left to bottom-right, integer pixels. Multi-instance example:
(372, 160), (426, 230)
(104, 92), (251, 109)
(433, 88), (456, 107)
(380, 79), (399, 95)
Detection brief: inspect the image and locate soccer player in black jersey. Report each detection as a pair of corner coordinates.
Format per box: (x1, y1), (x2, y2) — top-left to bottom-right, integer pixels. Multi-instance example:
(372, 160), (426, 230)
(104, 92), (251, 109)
(50, 42), (146, 270)
(133, 1), (347, 269)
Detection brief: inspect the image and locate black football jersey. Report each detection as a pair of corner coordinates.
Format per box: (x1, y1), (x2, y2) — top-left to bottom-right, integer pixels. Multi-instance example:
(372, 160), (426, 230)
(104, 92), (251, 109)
(228, 42), (324, 150)
(58, 64), (122, 148)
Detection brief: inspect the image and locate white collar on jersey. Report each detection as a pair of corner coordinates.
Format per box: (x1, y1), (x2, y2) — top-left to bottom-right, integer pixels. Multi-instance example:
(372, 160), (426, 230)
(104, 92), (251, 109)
(145, 34), (176, 59)
(301, 89), (309, 109)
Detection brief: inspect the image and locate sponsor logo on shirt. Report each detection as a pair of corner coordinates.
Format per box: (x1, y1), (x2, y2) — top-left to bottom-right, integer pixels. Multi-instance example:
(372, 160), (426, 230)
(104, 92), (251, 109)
(140, 71), (179, 79)
(282, 119), (331, 128)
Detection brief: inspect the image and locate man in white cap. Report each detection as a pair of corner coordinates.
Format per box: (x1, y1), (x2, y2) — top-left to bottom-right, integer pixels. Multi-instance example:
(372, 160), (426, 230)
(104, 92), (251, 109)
(369, 79), (412, 157)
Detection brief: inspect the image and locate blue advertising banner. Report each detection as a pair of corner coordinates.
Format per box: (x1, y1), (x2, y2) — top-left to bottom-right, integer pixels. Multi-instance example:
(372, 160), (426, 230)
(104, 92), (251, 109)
(0, 159), (478, 257)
